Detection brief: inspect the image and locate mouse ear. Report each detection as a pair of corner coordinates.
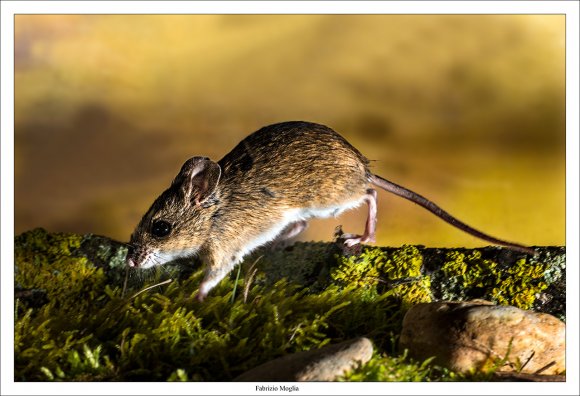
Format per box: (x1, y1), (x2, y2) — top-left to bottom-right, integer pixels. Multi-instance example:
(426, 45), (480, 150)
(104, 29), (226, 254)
(173, 157), (221, 205)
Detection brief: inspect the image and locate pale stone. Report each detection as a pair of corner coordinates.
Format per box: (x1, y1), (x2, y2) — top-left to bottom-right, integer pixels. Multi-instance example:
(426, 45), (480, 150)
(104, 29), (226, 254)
(234, 337), (373, 381)
(399, 301), (565, 375)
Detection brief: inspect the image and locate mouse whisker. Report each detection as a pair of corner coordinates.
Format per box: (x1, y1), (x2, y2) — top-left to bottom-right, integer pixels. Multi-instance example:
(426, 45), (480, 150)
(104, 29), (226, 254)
(120, 241), (138, 249)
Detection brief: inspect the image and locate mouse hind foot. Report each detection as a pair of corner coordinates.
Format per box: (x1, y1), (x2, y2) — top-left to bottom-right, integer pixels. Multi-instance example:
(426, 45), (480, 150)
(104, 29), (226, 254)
(340, 189), (377, 247)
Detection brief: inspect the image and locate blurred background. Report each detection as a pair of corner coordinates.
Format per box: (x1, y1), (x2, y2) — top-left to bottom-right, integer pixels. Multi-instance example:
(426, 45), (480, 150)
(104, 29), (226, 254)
(14, 15), (565, 247)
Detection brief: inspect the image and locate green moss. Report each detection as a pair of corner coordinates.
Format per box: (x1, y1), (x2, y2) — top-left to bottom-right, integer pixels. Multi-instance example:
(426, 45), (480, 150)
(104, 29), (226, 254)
(15, 228), (107, 313)
(441, 250), (549, 310)
(13, 229), (564, 381)
(331, 245), (432, 308)
(331, 248), (381, 289)
(250, 242), (337, 290)
(15, 227), (83, 257)
(339, 352), (437, 381)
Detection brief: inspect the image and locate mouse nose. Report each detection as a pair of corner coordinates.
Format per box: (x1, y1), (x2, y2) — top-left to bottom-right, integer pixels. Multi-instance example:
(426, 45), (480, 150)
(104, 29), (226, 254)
(126, 246), (138, 267)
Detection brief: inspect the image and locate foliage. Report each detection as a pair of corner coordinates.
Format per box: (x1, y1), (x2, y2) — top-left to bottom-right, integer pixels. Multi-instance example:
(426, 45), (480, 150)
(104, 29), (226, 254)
(331, 245), (432, 310)
(440, 250), (549, 310)
(339, 351), (438, 382)
(13, 229), (564, 381)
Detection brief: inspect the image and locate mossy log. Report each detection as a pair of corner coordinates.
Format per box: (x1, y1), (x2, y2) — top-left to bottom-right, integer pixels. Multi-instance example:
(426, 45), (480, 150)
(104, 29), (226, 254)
(13, 228), (565, 381)
(15, 228), (565, 319)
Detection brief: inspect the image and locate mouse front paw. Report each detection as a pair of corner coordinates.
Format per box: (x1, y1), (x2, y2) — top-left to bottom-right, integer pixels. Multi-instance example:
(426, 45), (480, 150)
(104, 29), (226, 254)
(196, 280), (213, 302)
(196, 290), (207, 302)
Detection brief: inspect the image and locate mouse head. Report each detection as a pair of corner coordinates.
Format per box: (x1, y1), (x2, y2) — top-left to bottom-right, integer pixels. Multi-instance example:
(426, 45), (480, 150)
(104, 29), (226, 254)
(127, 156), (221, 269)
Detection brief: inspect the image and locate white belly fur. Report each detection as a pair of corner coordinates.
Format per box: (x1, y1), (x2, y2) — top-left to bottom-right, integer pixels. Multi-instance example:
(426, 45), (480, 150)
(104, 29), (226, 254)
(234, 198), (366, 264)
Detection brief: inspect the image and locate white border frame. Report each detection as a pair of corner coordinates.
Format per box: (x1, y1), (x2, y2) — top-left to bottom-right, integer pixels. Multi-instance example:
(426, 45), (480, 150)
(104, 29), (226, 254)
(1, 2), (578, 395)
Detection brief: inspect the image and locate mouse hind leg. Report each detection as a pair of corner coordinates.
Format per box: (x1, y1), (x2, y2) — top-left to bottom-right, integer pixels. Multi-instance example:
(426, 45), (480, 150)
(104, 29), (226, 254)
(341, 189), (378, 247)
(274, 220), (308, 243)
(269, 220), (308, 250)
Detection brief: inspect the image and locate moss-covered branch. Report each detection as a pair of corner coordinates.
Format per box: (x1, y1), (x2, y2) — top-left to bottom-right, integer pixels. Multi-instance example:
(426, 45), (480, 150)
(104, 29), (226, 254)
(13, 228), (565, 381)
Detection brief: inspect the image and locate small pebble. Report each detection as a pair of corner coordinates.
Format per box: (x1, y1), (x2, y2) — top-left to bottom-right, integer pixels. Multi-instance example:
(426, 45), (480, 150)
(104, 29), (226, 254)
(234, 337), (373, 381)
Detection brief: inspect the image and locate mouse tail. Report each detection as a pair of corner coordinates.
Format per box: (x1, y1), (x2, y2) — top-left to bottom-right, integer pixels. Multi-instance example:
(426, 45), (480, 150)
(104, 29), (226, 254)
(369, 173), (537, 255)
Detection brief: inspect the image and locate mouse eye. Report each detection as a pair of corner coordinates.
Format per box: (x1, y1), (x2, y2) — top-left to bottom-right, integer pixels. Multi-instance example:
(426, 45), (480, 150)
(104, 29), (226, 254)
(150, 220), (172, 238)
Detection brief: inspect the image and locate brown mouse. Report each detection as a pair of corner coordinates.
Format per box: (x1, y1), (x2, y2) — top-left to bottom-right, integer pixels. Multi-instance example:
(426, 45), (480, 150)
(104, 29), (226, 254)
(127, 121), (536, 301)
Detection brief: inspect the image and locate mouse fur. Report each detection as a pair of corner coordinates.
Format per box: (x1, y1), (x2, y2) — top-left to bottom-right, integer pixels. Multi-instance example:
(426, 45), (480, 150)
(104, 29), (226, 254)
(127, 121), (535, 301)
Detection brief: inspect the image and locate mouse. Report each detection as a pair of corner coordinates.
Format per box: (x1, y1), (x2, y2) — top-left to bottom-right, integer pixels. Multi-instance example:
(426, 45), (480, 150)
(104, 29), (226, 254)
(126, 121), (536, 301)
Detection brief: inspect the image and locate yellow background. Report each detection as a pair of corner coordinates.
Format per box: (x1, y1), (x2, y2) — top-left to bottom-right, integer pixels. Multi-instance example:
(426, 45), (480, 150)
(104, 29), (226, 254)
(14, 15), (565, 247)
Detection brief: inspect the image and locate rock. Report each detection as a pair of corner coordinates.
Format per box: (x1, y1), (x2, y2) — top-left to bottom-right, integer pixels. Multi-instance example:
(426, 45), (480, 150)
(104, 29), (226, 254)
(399, 301), (565, 375)
(234, 337), (373, 381)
